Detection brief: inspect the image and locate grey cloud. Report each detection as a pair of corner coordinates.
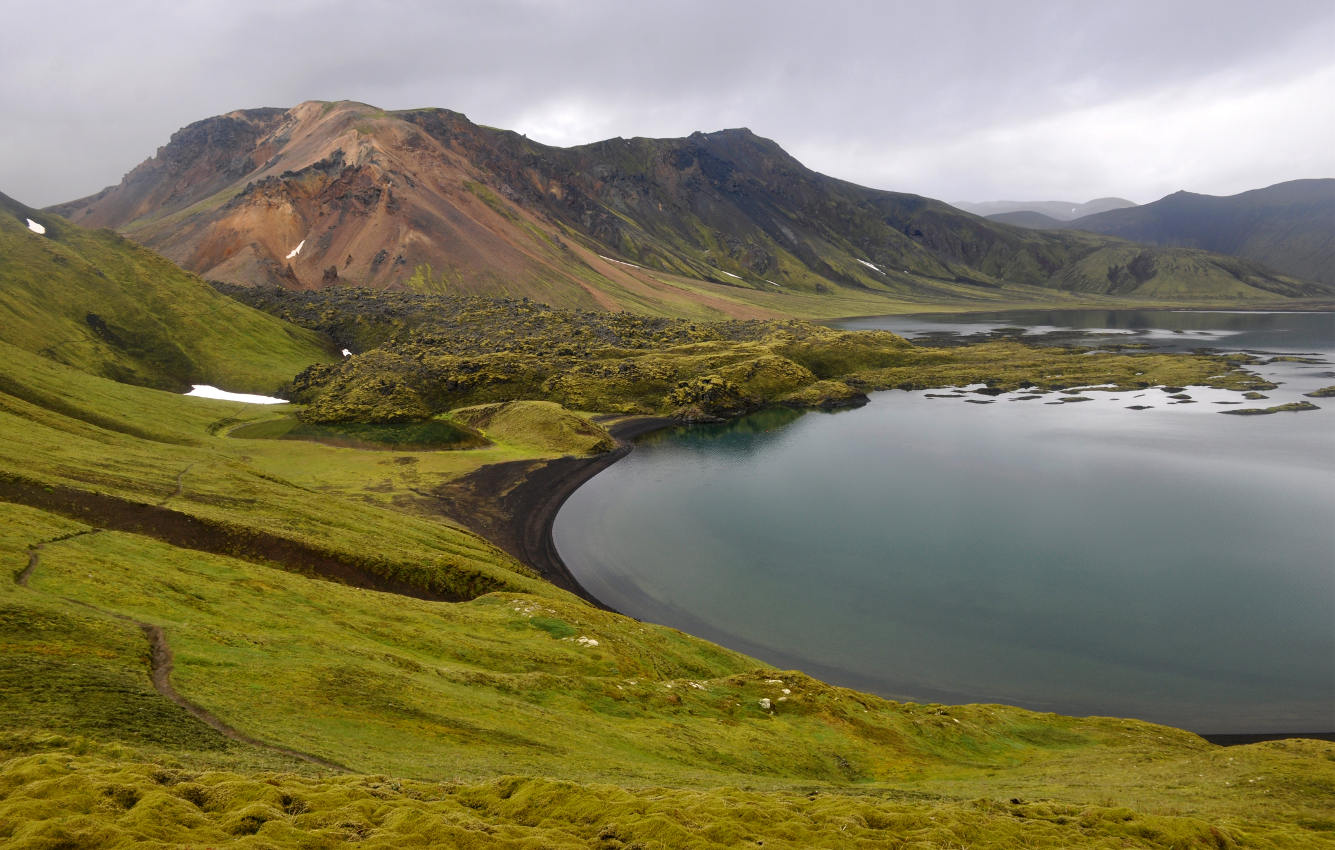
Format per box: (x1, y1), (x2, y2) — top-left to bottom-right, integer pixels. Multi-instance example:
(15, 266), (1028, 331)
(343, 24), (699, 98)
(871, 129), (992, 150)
(2, 0), (1331, 207)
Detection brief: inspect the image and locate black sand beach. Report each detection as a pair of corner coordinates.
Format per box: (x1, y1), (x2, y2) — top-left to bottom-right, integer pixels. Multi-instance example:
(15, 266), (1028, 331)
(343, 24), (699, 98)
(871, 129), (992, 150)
(425, 416), (675, 608)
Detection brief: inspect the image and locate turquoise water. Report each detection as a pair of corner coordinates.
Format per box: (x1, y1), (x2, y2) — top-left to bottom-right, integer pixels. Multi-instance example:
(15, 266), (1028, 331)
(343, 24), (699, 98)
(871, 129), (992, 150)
(554, 311), (1335, 734)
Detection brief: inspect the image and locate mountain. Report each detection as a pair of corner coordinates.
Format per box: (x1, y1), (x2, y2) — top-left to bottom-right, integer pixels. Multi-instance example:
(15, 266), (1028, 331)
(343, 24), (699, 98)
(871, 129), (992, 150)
(986, 210), (1069, 229)
(952, 197), (1137, 220)
(51, 101), (1329, 311)
(1, 191), (332, 392)
(1058, 179), (1335, 285)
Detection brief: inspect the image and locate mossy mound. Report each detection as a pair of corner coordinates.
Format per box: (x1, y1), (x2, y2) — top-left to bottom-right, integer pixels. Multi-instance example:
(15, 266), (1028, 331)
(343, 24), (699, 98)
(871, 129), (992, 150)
(259, 289), (1272, 424)
(448, 401), (614, 455)
(229, 415), (489, 450)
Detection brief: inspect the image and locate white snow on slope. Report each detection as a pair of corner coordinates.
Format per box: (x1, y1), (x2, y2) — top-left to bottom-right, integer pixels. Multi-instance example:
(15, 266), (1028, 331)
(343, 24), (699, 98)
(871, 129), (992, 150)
(598, 254), (646, 270)
(26, 218), (45, 235)
(719, 270), (742, 279)
(185, 385), (288, 405)
(856, 259), (884, 274)
(286, 240), (305, 259)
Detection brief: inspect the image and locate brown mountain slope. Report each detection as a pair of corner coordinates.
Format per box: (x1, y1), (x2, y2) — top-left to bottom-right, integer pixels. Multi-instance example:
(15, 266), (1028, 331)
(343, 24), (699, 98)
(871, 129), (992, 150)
(52, 101), (1330, 312)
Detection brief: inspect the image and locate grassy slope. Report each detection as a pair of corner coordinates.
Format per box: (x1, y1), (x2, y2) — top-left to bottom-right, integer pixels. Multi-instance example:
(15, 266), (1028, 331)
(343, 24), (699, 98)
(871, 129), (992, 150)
(1, 323), (1332, 844)
(0, 193), (333, 392)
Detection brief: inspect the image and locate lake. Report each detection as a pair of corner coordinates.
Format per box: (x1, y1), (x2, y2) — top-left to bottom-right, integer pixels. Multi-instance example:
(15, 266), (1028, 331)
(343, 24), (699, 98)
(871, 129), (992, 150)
(554, 310), (1335, 735)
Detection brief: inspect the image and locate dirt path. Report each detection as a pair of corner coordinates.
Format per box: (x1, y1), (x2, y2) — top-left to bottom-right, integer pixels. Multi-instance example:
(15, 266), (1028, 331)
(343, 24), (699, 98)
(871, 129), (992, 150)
(15, 528), (347, 772)
(137, 622), (347, 771)
(16, 530), (102, 586)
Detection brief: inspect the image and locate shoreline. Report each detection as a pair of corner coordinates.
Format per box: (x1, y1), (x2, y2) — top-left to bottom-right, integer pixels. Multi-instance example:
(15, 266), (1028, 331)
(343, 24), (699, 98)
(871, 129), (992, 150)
(426, 416), (677, 609)
(425, 408), (1334, 746)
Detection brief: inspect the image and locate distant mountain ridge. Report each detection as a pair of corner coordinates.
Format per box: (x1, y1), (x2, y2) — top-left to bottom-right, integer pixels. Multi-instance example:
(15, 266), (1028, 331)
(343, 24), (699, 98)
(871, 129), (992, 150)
(952, 198), (1137, 221)
(49, 101), (1330, 310)
(1058, 180), (1335, 285)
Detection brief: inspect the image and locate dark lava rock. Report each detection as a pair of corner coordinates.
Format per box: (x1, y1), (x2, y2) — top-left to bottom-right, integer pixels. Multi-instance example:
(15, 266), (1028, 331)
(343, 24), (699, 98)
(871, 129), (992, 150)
(1220, 402), (1320, 416)
(1126, 405), (1153, 410)
(1161, 386), (1187, 393)
(1242, 391), (1269, 400)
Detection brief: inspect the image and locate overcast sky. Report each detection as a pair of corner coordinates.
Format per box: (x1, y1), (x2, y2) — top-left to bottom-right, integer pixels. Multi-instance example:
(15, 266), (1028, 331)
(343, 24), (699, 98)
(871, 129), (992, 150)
(2, 0), (1332, 208)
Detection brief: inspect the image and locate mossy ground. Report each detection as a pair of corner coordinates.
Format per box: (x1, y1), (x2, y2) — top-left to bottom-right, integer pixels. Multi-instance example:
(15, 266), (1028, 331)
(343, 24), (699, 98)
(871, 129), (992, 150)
(1, 282), (1330, 844)
(7, 735), (1332, 849)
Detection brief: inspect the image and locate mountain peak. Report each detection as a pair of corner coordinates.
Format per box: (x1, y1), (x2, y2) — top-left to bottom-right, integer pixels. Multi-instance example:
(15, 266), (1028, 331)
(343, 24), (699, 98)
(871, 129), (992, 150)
(45, 102), (1333, 303)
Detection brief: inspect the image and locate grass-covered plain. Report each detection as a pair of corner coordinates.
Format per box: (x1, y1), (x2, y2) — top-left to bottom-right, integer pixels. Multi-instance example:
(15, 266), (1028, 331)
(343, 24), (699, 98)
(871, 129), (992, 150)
(2, 264), (1332, 844)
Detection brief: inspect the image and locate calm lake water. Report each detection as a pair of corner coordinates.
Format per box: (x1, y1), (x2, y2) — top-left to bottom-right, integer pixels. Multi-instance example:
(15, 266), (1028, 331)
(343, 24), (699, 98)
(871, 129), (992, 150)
(555, 310), (1335, 734)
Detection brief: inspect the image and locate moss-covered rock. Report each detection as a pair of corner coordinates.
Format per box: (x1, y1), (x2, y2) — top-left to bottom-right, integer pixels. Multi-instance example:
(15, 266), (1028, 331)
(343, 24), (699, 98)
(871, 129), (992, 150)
(449, 401), (615, 455)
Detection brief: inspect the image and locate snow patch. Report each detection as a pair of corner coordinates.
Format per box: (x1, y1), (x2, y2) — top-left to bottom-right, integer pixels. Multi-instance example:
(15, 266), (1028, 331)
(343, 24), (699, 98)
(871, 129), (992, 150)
(25, 218), (45, 235)
(856, 259), (884, 274)
(765, 279), (781, 287)
(185, 385), (288, 405)
(573, 636), (600, 647)
(285, 240), (305, 259)
(719, 270), (742, 279)
(342, 348), (353, 357)
(598, 254), (645, 270)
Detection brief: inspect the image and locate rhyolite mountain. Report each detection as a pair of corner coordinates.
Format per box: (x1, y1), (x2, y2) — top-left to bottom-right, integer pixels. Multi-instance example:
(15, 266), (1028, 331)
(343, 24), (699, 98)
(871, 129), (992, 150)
(952, 197), (1137, 220)
(1044, 180), (1334, 285)
(51, 101), (1330, 311)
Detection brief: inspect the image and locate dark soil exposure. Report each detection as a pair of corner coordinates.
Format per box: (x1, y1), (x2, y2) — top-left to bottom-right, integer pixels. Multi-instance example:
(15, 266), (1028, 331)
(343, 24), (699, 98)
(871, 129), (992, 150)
(0, 474), (464, 602)
(425, 416), (675, 607)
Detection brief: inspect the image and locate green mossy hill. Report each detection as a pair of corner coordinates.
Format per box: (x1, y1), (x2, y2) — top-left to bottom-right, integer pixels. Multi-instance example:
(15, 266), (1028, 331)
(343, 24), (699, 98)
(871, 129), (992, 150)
(449, 401), (615, 454)
(226, 287), (1272, 423)
(0, 341), (546, 602)
(0, 193), (333, 393)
